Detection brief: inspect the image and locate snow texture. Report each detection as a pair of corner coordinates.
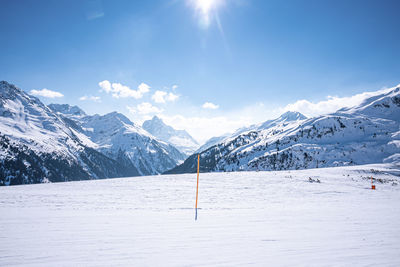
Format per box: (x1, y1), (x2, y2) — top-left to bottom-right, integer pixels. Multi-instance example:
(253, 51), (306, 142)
(0, 164), (399, 266)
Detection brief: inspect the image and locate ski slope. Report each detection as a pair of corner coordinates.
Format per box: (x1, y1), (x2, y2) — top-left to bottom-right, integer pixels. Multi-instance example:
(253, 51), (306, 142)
(1, 164), (400, 266)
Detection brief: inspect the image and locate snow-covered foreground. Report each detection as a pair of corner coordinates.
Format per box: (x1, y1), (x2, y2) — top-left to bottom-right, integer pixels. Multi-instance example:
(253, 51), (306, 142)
(1, 165), (400, 266)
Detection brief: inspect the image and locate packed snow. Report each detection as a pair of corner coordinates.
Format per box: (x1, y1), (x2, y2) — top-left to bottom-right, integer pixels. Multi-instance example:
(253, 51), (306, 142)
(1, 164), (400, 266)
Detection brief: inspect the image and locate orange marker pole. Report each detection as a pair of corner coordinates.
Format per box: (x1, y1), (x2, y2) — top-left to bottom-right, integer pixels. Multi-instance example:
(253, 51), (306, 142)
(195, 154), (200, 220)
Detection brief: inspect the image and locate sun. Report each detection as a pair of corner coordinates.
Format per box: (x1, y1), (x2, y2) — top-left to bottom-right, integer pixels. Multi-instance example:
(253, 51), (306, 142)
(189, 0), (224, 28)
(195, 0), (217, 14)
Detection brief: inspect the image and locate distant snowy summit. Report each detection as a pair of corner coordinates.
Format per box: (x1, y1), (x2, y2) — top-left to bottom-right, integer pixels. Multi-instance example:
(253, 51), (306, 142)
(0, 81), (185, 185)
(48, 106), (186, 176)
(166, 85), (400, 174)
(143, 116), (199, 155)
(48, 103), (86, 117)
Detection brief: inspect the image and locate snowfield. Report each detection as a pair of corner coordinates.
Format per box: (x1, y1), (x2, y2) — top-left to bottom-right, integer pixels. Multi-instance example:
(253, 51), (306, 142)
(1, 164), (400, 266)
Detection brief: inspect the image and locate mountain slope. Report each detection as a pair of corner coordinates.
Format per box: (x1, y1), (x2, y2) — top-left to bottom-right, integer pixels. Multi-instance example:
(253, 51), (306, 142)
(142, 116), (199, 155)
(166, 85), (400, 174)
(50, 106), (186, 175)
(0, 81), (138, 185)
(48, 103), (86, 117)
(195, 134), (230, 154)
(195, 111), (307, 154)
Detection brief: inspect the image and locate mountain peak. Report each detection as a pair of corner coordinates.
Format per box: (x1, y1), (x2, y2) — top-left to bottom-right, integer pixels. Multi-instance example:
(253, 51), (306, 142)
(279, 111), (307, 121)
(0, 80), (17, 90)
(103, 111), (132, 124)
(336, 84), (400, 121)
(0, 81), (24, 100)
(48, 103), (86, 117)
(143, 116), (168, 130)
(142, 116), (199, 155)
(150, 115), (164, 124)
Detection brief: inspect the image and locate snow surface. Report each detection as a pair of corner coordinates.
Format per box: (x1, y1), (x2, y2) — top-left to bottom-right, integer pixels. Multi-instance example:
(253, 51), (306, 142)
(1, 164), (400, 266)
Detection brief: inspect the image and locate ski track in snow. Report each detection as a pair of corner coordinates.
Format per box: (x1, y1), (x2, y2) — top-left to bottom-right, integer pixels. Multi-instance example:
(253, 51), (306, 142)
(1, 164), (400, 266)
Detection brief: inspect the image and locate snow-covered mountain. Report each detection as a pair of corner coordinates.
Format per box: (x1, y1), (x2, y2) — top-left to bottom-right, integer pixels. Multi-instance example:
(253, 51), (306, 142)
(48, 103), (86, 117)
(142, 116), (199, 155)
(0, 81), (185, 185)
(0, 81), (138, 185)
(194, 111), (307, 154)
(167, 85), (400, 174)
(195, 134), (230, 154)
(49, 106), (186, 176)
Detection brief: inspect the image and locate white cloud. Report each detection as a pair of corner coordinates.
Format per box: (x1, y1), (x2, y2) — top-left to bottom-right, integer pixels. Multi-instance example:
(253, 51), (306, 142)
(172, 84), (178, 90)
(85, 0), (104, 20)
(30, 88), (64, 98)
(127, 102), (163, 115)
(159, 114), (251, 144)
(281, 87), (393, 117)
(99, 80), (150, 99)
(152, 90), (167, 103)
(124, 101), (275, 144)
(86, 11), (104, 20)
(167, 92), (179, 102)
(79, 95), (101, 102)
(202, 102), (219, 109)
(138, 83), (150, 94)
(98, 80), (112, 93)
(126, 106), (136, 114)
(152, 90), (179, 103)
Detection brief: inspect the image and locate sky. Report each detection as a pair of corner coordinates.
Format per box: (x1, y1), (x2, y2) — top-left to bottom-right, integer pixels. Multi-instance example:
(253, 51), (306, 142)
(1, 0), (400, 143)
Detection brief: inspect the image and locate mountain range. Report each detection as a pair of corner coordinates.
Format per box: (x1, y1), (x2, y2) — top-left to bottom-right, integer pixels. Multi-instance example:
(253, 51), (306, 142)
(2, 80), (400, 185)
(49, 105), (186, 175)
(166, 85), (400, 174)
(0, 81), (186, 185)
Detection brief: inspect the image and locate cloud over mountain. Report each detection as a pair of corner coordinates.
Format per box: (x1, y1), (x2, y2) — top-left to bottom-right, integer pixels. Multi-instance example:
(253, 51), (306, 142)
(202, 102), (219, 109)
(99, 80), (150, 99)
(152, 90), (179, 103)
(30, 88), (64, 98)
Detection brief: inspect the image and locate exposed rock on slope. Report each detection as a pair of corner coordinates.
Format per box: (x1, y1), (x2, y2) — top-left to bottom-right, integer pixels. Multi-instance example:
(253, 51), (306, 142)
(0, 81), (137, 185)
(53, 110), (186, 175)
(0, 81), (185, 185)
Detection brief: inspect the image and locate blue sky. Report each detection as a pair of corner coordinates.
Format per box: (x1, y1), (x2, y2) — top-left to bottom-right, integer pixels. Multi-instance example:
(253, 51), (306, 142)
(1, 0), (400, 142)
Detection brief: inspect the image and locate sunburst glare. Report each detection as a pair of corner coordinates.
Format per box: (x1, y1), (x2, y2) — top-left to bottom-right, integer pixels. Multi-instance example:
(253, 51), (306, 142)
(189, 0), (225, 28)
